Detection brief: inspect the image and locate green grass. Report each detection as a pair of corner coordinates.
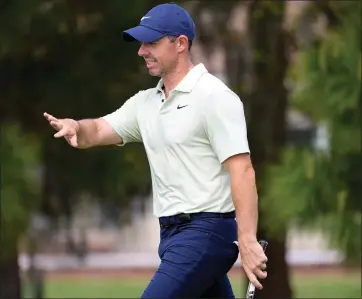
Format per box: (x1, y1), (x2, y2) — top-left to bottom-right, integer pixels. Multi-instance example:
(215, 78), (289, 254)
(23, 272), (361, 298)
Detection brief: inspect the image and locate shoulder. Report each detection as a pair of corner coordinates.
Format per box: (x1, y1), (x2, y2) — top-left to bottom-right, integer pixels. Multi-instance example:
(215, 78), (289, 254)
(195, 73), (242, 108)
(129, 88), (157, 104)
(122, 87), (158, 112)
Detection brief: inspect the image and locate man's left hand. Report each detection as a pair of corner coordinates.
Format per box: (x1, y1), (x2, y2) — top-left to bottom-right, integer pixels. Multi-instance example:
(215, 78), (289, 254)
(239, 237), (268, 290)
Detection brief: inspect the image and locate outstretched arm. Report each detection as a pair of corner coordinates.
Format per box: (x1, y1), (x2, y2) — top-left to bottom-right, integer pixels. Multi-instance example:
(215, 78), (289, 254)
(44, 90), (146, 148)
(44, 113), (122, 149)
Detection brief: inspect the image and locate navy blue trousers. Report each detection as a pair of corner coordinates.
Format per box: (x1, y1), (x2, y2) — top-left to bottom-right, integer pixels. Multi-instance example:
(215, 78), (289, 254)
(141, 212), (239, 298)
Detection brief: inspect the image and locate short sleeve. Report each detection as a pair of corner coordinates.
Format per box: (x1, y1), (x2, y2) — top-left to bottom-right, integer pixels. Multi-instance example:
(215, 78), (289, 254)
(102, 91), (145, 145)
(204, 89), (250, 163)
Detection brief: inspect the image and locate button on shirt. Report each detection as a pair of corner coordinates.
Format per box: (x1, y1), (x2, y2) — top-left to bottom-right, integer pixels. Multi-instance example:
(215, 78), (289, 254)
(102, 63), (250, 217)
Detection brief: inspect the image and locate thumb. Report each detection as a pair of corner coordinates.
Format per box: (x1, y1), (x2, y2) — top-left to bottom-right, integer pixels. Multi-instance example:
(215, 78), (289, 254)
(69, 135), (78, 147)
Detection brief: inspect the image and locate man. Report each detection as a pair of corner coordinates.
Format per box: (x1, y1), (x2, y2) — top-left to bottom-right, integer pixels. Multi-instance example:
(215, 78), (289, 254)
(44, 3), (267, 298)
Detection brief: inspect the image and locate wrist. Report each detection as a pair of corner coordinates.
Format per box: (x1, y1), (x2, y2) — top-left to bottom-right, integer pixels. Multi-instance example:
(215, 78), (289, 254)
(72, 119), (80, 132)
(238, 233), (257, 244)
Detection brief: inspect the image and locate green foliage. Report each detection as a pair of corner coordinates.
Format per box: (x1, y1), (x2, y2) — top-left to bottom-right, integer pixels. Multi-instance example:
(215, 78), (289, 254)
(1, 0), (156, 222)
(0, 0), (41, 57)
(262, 148), (341, 231)
(0, 124), (41, 261)
(261, 1), (361, 263)
(262, 147), (361, 262)
(291, 1), (361, 155)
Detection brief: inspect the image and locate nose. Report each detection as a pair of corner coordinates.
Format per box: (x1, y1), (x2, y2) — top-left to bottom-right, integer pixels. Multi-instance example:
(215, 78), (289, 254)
(138, 43), (148, 57)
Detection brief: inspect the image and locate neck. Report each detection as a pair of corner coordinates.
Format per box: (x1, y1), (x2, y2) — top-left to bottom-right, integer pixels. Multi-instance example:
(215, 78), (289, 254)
(163, 59), (194, 97)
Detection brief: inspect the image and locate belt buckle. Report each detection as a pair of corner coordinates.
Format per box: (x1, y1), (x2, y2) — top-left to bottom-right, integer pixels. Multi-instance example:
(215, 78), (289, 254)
(178, 213), (191, 222)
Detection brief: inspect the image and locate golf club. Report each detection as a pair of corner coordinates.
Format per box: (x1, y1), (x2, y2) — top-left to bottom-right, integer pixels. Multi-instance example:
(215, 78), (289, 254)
(245, 240), (268, 299)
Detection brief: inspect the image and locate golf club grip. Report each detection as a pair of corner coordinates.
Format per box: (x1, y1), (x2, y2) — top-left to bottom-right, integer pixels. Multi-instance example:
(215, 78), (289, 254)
(259, 240), (268, 251)
(245, 240), (268, 299)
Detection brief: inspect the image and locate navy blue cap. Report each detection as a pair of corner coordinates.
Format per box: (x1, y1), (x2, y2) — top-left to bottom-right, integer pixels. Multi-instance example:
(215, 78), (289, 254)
(123, 3), (195, 43)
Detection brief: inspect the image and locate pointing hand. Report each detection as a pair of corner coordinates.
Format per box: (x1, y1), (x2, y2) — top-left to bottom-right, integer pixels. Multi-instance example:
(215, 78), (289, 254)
(44, 112), (79, 147)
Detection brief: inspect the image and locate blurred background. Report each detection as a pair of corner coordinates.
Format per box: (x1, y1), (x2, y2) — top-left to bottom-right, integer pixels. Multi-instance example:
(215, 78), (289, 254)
(0, 0), (361, 298)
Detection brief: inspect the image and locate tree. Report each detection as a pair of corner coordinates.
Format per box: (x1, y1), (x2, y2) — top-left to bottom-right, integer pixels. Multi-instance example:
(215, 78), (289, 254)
(261, 0), (361, 266)
(0, 124), (41, 298)
(0, 1), (157, 297)
(242, 2), (293, 298)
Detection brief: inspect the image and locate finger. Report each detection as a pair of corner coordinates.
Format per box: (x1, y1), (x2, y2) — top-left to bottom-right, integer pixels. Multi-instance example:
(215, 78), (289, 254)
(44, 112), (58, 122)
(260, 263), (267, 270)
(246, 270), (263, 290)
(256, 257), (268, 267)
(68, 135), (78, 147)
(50, 120), (62, 131)
(260, 254), (268, 264)
(54, 128), (69, 138)
(254, 268), (267, 280)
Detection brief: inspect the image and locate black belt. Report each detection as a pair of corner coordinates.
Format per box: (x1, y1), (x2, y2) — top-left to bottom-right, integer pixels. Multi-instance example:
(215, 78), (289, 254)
(159, 211), (235, 228)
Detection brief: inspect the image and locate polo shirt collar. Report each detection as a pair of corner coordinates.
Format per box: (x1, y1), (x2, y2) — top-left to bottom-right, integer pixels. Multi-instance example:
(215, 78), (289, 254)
(156, 63), (208, 93)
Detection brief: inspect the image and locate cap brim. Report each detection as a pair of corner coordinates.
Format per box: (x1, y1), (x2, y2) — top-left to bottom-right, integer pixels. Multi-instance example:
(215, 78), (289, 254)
(123, 26), (166, 43)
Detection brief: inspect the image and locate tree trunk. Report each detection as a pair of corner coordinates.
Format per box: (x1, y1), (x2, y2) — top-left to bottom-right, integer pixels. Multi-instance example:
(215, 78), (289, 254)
(0, 124), (21, 299)
(0, 251), (21, 299)
(243, 1), (293, 299)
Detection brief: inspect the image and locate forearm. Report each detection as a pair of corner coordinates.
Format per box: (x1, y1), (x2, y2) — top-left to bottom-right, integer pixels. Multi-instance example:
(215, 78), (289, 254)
(231, 166), (258, 242)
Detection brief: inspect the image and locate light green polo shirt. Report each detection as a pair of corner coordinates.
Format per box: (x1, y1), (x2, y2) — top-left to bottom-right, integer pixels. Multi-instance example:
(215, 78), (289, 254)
(102, 63), (250, 217)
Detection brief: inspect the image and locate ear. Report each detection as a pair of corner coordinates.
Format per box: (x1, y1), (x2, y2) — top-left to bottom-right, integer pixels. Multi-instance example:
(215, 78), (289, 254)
(177, 35), (189, 52)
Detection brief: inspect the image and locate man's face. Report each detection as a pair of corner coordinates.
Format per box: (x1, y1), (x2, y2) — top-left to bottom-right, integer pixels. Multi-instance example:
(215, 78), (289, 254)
(138, 36), (179, 77)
